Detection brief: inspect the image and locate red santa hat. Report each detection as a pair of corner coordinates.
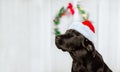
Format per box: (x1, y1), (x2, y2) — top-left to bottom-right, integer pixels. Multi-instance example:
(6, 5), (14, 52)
(68, 2), (96, 45)
(68, 20), (96, 45)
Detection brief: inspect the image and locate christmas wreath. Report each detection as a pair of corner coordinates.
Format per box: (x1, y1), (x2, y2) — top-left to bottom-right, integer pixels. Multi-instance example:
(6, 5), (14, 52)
(53, 3), (95, 36)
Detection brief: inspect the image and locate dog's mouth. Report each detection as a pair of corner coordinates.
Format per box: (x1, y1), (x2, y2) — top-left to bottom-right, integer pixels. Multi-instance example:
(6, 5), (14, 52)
(55, 40), (74, 52)
(55, 39), (66, 51)
(55, 37), (71, 52)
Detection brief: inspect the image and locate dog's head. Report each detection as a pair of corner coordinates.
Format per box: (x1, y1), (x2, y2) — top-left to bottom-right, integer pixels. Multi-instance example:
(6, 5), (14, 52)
(55, 29), (96, 57)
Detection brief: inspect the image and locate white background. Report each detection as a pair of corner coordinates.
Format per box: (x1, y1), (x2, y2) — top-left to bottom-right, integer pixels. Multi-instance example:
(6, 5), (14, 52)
(0, 0), (120, 72)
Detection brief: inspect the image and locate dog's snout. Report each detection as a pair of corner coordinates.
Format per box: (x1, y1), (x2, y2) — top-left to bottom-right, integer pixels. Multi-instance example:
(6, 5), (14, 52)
(56, 36), (61, 40)
(56, 35), (64, 45)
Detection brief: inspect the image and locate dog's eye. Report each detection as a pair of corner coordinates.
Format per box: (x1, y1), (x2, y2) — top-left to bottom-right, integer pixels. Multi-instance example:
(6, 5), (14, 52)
(84, 38), (90, 46)
(85, 38), (88, 42)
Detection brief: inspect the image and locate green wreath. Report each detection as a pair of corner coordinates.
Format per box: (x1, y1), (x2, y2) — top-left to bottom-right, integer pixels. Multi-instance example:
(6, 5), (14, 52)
(53, 3), (88, 36)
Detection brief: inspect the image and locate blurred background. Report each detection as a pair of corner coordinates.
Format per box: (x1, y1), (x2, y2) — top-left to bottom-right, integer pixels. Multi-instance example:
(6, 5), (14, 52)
(0, 0), (120, 72)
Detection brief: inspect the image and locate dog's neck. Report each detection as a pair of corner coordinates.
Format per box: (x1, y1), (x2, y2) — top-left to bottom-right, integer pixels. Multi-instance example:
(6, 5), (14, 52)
(69, 50), (95, 63)
(69, 50), (104, 66)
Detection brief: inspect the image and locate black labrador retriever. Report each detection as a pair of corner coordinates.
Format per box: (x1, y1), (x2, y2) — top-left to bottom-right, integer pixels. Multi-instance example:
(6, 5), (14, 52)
(55, 29), (112, 72)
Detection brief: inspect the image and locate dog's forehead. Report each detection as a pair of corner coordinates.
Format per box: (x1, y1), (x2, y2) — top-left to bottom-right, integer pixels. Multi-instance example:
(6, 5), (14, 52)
(66, 29), (76, 34)
(65, 29), (72, 33)
(65, 29), (81, 36)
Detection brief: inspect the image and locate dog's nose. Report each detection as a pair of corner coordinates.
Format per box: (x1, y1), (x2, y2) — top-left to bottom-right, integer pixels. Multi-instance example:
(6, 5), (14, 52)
(56, 36), (61, 40)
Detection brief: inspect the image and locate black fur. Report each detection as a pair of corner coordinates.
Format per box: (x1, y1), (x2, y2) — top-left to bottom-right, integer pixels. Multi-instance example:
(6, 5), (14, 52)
(55, 29), (112, 72)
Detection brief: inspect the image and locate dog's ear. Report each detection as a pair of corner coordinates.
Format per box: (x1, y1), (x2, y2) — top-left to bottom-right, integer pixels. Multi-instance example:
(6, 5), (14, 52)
(82, 38), (96, 57)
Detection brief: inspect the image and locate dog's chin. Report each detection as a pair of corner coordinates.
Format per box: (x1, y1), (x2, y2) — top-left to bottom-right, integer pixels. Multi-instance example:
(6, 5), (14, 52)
(56, 45), (70, 52)
(61, 49), (67, 52)
(57, 46), (67, 52)
(55, 42), (66, 52)
(55, 44), (66, 52)
(60, 47), (73, 52)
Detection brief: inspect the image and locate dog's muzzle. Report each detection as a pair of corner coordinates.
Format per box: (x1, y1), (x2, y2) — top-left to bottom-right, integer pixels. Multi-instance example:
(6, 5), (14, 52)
(55, 35), (63, 45)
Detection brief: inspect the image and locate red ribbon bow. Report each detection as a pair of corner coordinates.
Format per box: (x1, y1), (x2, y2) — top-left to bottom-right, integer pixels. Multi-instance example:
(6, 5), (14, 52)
(68, 3), (74, 15)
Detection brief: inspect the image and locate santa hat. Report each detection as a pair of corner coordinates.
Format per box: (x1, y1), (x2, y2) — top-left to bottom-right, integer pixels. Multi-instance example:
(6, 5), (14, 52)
(68, 2), (96, 45)
(68, 20), (96, 45)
